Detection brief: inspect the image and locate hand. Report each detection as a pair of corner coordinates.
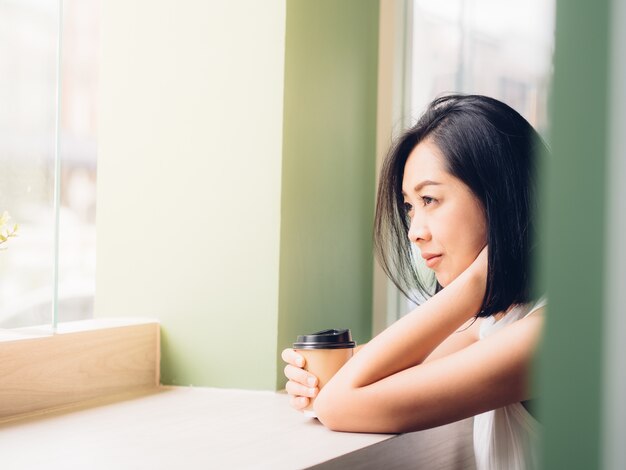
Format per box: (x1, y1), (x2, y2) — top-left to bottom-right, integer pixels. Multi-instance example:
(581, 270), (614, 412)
(281, 348), (319, 411)
(444, 245), (488, 316)
(467, 244), (488, 284)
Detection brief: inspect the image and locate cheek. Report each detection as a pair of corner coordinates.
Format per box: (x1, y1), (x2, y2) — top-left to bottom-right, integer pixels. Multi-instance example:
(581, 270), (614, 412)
(457, 222), (487, 263)
(436, 209), (486, 253)
(453, 200), (487, 251)
(437, 209), (487, 278)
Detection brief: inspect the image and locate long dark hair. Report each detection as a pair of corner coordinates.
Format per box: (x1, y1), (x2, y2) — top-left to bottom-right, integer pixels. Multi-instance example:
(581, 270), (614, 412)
(374, 94), (548, 317)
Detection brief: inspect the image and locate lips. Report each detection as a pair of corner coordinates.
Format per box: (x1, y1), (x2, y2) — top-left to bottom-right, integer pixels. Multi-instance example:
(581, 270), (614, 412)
(421, 252), (442, 268)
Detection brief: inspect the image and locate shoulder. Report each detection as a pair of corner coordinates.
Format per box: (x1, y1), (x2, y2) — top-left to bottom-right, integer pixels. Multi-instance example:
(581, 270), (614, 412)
(527, 306), (545, 318)
(526, 297), (547, 317)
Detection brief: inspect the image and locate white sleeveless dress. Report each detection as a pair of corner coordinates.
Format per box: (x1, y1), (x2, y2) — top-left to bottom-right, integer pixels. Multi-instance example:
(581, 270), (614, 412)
(473, 298), (547, 470)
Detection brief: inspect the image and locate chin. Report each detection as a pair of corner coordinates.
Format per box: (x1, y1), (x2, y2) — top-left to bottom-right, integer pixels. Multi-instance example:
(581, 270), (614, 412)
(435, 271), (457, 288)
(435, 273), (449, 288)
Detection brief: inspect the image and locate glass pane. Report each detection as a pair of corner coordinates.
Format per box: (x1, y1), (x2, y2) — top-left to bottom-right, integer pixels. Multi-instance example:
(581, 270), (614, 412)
(410, 0), (555, 132)
(0, 0), (59, 329)
(57, 0), (99, 323)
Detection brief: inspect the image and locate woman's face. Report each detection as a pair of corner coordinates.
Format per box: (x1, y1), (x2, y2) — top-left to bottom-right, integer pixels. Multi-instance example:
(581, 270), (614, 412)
(402, 139), (487, 287)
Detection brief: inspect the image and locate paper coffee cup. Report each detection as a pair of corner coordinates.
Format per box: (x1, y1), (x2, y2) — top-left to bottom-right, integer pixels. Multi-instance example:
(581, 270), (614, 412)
(293, 329), (356, 418)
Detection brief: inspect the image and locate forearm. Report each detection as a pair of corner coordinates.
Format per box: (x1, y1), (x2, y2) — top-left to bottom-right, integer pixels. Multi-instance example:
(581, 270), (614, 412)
(327, 269), (484, 390)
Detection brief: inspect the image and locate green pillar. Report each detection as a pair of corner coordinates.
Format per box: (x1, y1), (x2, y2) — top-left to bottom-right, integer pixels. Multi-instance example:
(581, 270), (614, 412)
(276, 0), (380, 388)
(538, 0), (610, 468)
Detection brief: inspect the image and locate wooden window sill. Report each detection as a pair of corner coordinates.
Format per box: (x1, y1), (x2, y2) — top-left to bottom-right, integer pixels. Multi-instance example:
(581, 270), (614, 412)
(0, 318), (160, 421)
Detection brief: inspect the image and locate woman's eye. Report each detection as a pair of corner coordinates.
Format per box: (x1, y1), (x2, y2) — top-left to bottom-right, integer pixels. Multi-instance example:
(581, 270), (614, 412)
(403, 202), (413, 213)
(421, 196), (436, 206)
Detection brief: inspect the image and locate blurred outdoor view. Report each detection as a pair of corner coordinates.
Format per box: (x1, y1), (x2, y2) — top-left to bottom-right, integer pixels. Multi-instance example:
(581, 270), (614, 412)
(0, 0), (99, 328)
(410, 0), (555, 132)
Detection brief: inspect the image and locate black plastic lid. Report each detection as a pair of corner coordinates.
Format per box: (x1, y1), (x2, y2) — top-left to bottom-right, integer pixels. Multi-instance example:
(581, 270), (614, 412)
(293, 329), (355, 349)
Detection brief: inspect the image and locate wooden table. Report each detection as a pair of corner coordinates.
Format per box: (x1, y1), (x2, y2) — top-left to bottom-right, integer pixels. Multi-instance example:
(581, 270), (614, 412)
(0, 386), (475, 469)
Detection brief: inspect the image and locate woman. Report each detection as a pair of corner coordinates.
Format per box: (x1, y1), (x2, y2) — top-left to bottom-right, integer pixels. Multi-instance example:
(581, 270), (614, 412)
(282, 94), (548, 470)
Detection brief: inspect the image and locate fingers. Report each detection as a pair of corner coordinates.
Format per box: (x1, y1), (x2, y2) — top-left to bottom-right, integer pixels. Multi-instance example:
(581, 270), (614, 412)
(281, 348), (319, 413)
(286, 379), (317, 412)
(281, 348), (305, 367)
(290, 395), (310, 410)
(286, 379), (318, 399)
(467, 245), (489, 282)
(284, 364), (318, 388)
(281, 348), (318, 386)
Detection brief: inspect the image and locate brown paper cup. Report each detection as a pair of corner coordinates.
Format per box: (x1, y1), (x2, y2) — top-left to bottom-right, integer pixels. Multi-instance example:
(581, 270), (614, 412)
(293, 329), (356, 418)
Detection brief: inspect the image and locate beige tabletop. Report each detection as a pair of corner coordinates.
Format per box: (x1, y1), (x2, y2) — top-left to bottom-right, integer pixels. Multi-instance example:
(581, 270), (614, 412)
(0, 386), (394, 470)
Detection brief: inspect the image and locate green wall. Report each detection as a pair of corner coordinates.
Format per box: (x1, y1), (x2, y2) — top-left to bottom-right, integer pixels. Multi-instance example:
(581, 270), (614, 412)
(538, 0), (610, 467)
(276, 0), (380, 388)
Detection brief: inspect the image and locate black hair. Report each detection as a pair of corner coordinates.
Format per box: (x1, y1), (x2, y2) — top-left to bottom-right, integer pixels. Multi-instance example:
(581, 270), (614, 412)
(374, 94), (548, 317)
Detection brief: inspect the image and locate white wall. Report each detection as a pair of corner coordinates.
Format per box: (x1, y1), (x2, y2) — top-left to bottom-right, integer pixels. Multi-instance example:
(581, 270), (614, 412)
(96, 0), (286, 389)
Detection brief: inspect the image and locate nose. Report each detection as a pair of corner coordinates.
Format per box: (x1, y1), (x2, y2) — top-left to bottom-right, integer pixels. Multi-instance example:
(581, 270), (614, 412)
(407, 212), (430, 244)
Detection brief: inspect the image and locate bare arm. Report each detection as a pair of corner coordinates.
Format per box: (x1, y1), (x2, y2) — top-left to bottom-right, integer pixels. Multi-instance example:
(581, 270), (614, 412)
(283, 248), (482, 416)
(423, 316), (482, 363)
(315, 311), (543, 433)
(321, 262), (486, 393)
(313, 250), (544, 433)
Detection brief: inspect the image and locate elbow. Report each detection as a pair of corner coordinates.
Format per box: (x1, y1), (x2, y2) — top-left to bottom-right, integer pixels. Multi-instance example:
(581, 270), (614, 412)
(313, 386), (344, 431)
(313, 385), (356, 432)
(313, 384), (398, 433)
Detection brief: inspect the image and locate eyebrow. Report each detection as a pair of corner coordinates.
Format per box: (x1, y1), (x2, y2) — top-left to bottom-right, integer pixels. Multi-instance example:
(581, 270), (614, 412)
(401, 180), (442, 196)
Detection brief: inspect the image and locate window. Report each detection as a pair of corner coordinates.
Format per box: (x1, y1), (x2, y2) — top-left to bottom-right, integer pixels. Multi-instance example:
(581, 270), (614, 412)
(409, 0), (555, 132)
(0, 0), (99, 329)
